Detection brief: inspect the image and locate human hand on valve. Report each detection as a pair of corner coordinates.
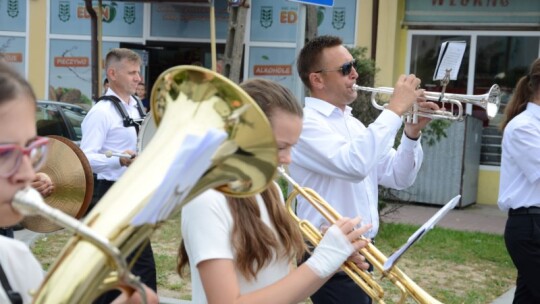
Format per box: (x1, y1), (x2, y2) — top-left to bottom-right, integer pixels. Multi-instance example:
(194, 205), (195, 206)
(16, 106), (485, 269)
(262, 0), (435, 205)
(383, 74), (440, 140)
(403, 92), (441, 140)
(386, 74), (423, 117)
(319, 217), (372, 272)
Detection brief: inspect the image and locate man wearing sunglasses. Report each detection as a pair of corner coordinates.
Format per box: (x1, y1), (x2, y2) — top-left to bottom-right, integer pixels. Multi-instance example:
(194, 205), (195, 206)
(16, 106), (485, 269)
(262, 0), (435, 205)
(290, 35), (439, 304)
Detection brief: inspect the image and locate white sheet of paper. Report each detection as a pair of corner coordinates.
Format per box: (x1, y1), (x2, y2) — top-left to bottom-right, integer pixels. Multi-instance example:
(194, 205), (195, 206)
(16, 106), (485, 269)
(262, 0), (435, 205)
(433, 41), (467, 81)
(131, 129), (227, 226)
(382, 195), (461, 271)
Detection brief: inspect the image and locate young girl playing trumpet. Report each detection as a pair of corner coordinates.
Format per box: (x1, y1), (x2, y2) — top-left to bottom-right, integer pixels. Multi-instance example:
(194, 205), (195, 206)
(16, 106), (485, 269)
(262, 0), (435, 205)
(178, 78), (371, 304)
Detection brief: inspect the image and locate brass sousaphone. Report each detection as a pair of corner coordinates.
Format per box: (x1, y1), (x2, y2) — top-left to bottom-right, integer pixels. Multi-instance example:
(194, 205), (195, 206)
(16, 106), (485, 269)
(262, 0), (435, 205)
(21, 135), (93, 232)
(20, 66), (278, 303)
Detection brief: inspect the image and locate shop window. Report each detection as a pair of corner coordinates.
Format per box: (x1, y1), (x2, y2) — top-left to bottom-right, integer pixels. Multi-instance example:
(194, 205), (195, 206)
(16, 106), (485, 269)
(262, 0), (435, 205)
(409, 35), (471, 122)
(410, 34), (540, 167)
(476, 36), (540, 166)
(409, 35), (470, 94)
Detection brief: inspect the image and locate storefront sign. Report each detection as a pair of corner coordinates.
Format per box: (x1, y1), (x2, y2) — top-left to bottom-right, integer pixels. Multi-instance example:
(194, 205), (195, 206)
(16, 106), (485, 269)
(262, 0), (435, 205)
(1, 53), (23, 63)
(406, 0), (540, 25)
(50, 1), (143, 37)
(54, 57), (90, 67)
(0, 36), (25, 75)
(250, 0), (356, 44)
(253, 65), (292, 76)
(248, 47), (296, 93)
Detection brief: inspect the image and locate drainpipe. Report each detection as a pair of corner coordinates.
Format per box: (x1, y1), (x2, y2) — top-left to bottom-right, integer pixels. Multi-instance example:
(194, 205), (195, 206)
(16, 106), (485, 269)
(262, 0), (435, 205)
(371, 0), (379, 61)
(85, 0), (99, 101)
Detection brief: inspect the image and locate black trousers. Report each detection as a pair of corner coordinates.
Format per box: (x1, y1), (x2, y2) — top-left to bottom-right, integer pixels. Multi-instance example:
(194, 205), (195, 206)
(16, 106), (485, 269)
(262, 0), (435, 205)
(301, 249), (372, 304)
(504, 211), (540, 304)
(91, 178), (157, 304)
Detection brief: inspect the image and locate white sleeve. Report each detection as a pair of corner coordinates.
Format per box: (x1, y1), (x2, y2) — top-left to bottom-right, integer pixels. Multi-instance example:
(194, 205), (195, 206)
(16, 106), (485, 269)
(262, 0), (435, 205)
(376, 131), (423, 189)
(505, 123), (540, 183)
(181, 190), (234, 266)
(80, 104), (120, 173)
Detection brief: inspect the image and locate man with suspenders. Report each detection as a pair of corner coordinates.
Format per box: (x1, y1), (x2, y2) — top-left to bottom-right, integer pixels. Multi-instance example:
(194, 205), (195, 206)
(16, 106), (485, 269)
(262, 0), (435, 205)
(80, 48), (155, 303)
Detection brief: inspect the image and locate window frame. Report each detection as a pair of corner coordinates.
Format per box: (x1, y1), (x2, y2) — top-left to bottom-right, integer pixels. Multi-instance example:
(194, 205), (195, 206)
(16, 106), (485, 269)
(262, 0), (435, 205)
(405, 30), (540, 168)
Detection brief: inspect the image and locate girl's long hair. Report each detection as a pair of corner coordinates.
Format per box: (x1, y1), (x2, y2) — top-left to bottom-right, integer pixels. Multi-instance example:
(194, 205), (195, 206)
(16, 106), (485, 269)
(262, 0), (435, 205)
(178, 78), (305, 280)
(500, 58), (540, 131)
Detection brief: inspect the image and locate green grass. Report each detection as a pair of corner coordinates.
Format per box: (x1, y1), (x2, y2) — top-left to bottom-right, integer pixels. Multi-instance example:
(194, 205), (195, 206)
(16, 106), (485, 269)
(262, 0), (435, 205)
(375, 222), (515, 303)
(30, 218), (515, 303)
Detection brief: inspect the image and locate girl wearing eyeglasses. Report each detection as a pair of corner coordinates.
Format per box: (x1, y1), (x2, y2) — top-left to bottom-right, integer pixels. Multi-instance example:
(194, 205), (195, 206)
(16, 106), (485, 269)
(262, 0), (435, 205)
(177, 78), (372, 304)
(0, 62), (157, 304)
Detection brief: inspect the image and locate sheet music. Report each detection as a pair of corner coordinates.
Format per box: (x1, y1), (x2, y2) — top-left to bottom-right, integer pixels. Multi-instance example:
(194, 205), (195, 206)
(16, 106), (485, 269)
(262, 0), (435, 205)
(382, 195), (461, 272)
(433, 41), (467, 81)
(131, 128), (227, 226)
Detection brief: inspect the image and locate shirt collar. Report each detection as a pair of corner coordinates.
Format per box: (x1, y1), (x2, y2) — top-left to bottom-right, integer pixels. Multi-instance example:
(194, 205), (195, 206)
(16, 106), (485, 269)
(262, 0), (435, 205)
(107, 89), (135, 106)
(305, 97), (352, 117)
(527, 102), (540, 120)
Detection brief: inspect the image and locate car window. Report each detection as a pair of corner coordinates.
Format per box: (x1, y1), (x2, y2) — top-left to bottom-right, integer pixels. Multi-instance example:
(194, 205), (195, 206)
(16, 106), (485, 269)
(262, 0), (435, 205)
(60, 105), (86, 141)
(35, 104), (70, 139)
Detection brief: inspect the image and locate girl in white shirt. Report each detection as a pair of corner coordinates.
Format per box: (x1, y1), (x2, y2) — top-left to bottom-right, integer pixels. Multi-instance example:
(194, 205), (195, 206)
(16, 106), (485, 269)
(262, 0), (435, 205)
(178, 78), (371, 304)
(0, 62), (156, 304)
(498, 58), (540, 303)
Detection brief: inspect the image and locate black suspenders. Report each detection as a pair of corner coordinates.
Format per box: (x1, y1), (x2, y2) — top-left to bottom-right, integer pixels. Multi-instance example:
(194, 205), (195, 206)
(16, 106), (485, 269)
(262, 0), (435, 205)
(0, 263), (22, 304)
(97, 95), (146, 134)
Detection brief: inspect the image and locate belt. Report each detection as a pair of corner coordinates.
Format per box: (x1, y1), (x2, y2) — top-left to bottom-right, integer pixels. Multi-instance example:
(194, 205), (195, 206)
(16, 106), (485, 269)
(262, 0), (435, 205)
(508, 206), (540, 216)
(96, 179), (115, 187)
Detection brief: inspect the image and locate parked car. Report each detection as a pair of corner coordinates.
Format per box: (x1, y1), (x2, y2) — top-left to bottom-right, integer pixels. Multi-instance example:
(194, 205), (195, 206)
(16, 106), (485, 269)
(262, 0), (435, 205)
(36, 100), (88, 145)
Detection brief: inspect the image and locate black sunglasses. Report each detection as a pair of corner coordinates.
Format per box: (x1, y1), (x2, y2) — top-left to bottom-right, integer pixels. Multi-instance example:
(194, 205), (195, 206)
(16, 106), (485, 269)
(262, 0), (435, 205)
(314, 60), (356, 76)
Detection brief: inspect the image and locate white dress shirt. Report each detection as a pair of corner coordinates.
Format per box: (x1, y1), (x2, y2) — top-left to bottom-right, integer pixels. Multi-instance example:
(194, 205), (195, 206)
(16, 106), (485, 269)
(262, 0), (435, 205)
(182, 185), (290, 303)
(0, 236), (44, 304)
(498, 102), (540, 211)
(290, 97), (423, 238)
(81, 89), (142, 181)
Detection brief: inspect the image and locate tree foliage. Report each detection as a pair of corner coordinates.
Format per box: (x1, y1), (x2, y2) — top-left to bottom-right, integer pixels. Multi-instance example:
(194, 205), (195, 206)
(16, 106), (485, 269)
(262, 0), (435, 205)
(346, 46), (380, 126)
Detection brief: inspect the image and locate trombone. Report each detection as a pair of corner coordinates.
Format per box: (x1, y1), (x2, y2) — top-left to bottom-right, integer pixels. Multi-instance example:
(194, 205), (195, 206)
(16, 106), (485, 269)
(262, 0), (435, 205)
(278, 167), (442, 304)
(353, 83), (501, 124)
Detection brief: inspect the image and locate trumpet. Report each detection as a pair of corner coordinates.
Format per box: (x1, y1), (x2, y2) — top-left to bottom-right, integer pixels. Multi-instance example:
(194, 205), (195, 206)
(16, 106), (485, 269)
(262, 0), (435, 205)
(353, 83), (501, 123)
(278, 166), (442, 304)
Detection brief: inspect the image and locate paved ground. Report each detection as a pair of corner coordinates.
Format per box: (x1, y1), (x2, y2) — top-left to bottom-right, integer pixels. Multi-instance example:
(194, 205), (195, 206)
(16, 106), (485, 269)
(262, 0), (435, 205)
(382, 202), (507, 235)
(15, 201), (514, 304)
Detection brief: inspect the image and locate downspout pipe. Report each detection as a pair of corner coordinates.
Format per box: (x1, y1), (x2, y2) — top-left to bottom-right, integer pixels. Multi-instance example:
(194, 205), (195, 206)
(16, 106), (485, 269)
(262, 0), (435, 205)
(371, 0), (379, 61)
(85, 0), (99, 101)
